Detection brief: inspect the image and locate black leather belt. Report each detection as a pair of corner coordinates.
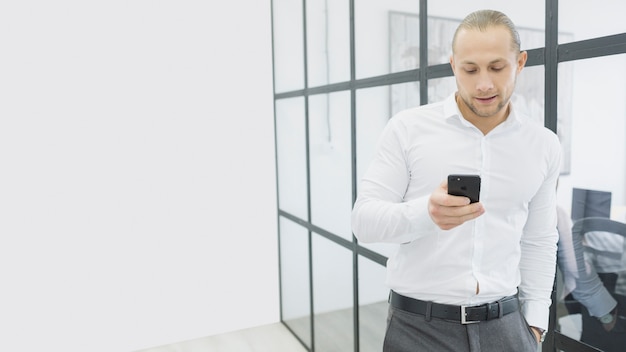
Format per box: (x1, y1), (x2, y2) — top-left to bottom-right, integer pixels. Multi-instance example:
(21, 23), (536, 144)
(389, 291), (520, 324)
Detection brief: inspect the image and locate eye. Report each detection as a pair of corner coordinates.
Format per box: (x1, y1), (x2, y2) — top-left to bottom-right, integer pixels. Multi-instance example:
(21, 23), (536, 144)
(464, 69), (477, 74)
(491, 66), (504, 72)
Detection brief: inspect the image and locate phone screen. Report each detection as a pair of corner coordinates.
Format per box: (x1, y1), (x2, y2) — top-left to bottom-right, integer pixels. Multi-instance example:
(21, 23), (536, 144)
(448, 174), (481, 204)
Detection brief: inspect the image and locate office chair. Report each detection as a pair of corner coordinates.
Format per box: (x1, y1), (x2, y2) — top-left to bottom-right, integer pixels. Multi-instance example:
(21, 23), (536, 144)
(562, 188), (611, 315)
(570, 217), (626, 352)
(571, 188), (612, 221)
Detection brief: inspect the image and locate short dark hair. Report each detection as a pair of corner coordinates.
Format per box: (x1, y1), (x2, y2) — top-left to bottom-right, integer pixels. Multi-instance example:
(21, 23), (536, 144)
(452, 10), (521, 54)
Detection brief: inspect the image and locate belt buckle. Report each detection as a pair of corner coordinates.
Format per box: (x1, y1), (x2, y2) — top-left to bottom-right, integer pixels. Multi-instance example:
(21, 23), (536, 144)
(461, 305), (479, 324)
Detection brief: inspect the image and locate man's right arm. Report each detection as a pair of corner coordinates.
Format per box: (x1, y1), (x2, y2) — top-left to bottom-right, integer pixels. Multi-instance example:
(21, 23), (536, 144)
(351, 118), (433, 244)
(351, 119), (483, 243)
(351, 184), (431, 244)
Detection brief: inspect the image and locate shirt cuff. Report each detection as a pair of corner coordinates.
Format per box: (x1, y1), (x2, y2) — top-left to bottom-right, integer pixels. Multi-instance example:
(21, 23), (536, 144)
(404, 196), (439, 240)
(520, 300), (550, 331)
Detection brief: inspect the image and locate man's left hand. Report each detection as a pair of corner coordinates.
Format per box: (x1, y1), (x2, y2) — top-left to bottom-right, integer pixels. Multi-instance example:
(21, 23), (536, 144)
(530, 326), (543, 343)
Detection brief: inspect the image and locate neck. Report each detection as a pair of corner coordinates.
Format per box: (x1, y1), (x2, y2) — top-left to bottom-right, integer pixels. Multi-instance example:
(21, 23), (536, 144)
(455, 93), (509, 135)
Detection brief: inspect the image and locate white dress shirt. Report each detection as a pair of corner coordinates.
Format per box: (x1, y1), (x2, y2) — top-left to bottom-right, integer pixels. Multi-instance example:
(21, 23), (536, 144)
(351, 93), (562, 330)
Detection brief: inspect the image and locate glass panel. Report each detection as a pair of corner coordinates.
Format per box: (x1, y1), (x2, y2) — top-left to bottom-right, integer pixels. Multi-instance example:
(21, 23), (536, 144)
(390, 81), (420, 116)
(276, 97), (308, 220)
(358, 255), (389, 352)
(556, 55), (626, 214)
(555, 225), (626, 351)
(312, 234), (353, 351)
(388, 10), (421, 72)
(279, 217), (311, 348)
(356, 86), (389, 185)
(427, 75), (455, 104)
(512, 64), (545, 126)
(272, 0), (304, 93)
(355, 0), (420, 79)
(428, 3), (545, 65)
(555, 54), (626, 351)
(309, 91), (352, 240)
(306, 0), (350, 87)
(426, 15), (455, 67)
(560, 0), (626, 43)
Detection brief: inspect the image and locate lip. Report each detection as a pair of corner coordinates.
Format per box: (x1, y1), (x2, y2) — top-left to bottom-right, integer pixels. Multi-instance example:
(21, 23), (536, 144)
(475, 95), (497, 104)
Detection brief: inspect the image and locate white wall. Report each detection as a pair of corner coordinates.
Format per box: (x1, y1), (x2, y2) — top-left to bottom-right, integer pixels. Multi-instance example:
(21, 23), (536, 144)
(0, 1), (277, 352)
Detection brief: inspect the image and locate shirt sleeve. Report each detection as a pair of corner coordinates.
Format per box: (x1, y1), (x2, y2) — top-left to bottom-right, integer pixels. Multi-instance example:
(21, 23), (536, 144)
(351, 117), (438, 244)
(518, 135), (562, 331)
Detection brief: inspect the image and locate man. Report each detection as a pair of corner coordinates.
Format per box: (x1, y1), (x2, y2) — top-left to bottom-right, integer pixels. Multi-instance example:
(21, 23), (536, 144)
(351, 10), (561, 351)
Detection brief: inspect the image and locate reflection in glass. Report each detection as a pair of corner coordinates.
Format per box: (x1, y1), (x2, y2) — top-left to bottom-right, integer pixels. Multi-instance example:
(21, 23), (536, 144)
(514, 65), (545, 126)
(355, 0), (420, 79)
(555, 55), (626, 352)
(358, 255), (389, 352)
(390, 81), (420, 116)
(306, 0), (350, 87)
(312, 234), (353, 351)
(275, 97), (308, 220)
(427, 76), (455, 104)
(388, 11), (420, 72)
(560, 0), (626, 44)
(272, 0), (304, 93)
(556, 217), (626, 352)
(425, 15), (456, 66)
(309, 92), (352, 240)
(280, 217), (311, 348)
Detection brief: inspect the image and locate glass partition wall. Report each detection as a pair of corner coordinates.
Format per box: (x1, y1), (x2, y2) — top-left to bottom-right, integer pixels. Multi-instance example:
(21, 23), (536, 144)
(271, 1), (626, 351)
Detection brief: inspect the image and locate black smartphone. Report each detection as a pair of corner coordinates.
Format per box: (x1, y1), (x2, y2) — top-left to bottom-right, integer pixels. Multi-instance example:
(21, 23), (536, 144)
(447, 174), (481, 204)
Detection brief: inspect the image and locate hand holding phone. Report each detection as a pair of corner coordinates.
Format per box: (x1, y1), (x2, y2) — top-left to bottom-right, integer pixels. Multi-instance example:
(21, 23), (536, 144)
(429, 175), (484, 230)
(447, 174), (481, 204)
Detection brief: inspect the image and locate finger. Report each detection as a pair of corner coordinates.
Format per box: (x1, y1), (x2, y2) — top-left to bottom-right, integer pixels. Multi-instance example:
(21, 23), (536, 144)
(432, 189), (471, 207)
(437, 201), (483, 218)
(431, 204), (485, 230)
(429, 201), (472, 222)
(457, 205), (485, 222)
(444, 194), (472, 207)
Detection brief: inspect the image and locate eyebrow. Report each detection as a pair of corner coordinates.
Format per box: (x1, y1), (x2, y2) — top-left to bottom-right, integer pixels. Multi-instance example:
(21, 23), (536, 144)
(460, 58), (507, 65)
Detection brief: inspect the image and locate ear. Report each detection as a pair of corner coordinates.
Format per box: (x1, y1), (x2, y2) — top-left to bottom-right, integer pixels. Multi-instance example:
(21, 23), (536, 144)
(449, 55), (456, 74)
(517, 50), (528, 73)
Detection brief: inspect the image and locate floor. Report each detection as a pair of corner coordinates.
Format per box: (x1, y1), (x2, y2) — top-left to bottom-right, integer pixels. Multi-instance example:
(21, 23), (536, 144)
(134, 301), (388, 352)
(282, 301), (388, 352)
(133, 300), (547, 352)
(135, 323), (307, 352)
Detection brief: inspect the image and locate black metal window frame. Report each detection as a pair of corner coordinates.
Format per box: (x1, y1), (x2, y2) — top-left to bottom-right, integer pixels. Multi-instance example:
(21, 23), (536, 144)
(271, 0), (626, 351)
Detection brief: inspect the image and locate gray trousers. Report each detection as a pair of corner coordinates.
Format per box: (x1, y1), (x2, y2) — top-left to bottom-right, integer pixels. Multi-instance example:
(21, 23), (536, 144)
(383, 305), (539, 352)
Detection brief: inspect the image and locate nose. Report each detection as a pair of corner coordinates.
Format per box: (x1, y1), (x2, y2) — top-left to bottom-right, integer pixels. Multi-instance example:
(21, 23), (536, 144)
(476, 72), (494, 92)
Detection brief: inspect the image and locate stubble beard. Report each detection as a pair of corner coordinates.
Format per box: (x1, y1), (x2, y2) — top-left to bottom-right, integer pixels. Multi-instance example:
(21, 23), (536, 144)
(461, 93), (511, 119)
